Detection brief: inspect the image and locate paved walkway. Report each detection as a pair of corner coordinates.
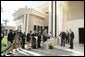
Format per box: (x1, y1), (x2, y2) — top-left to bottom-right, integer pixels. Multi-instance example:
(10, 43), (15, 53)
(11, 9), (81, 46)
(54, 44), (84, 56)
(5, 44), (84, 56)
(65, 43), (84, 53)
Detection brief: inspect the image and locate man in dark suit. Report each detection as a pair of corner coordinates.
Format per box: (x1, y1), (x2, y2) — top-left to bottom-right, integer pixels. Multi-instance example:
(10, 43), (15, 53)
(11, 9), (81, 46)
(27, 31), (32, 43)
(31, 31), (37, 49)
(18, 30), (23, 49)
(66, 30), (69, 44)
(37, 31), (42, 48)
(21, 32), (26, 49)
(6, 29), (15, 55)
(69, 29), (74, 49)
(8, 29), (14, 44)
(59, 31), (66, 47)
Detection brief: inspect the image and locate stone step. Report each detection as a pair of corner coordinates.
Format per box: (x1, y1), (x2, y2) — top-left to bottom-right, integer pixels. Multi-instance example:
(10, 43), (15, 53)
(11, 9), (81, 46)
(42, 38), (59, 49)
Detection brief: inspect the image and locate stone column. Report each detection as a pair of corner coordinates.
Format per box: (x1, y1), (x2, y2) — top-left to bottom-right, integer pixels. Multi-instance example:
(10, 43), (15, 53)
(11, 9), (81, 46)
(48, 1), (63, 37)
(52, 1), (56, 37)
(48, 1), (57, 37)
(48, 1), (52, 36)
(26, 14), (29, 35)
(23, 14), (26, 33)
(56, 1), (63, 37)
(56, 1), (63, 44)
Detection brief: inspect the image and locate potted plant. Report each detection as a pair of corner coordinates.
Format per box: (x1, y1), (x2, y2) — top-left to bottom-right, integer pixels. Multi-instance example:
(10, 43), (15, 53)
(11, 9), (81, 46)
(48, 43), (53, 49)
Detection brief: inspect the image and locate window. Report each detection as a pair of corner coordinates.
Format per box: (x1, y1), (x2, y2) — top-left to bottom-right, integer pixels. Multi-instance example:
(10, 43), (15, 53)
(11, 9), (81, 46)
(38, 26), (39, 31)
(34, 25), (36, 31)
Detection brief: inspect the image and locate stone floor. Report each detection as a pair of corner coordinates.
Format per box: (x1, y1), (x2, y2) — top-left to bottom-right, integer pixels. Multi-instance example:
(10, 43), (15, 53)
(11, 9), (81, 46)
(5, 43), (84, 56)
(54, 44), (84, 56)
(65, 43), (84, 53)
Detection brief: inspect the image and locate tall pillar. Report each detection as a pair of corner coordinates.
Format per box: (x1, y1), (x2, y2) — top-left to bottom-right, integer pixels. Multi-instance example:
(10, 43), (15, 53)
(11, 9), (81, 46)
(52, 1), (56, 37)
(23, 14), (26, 33)
(54, 1), (57, 37)
(48, 1), (63, 39)
(26, 14), (29, 34)
(56, 1), (63, 36)
(48, 1), (57, 37)
(48, 1), (52, 36)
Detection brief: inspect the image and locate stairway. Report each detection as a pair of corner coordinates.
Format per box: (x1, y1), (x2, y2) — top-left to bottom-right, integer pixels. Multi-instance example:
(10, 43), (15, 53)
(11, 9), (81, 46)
(42, 37), (59, 49)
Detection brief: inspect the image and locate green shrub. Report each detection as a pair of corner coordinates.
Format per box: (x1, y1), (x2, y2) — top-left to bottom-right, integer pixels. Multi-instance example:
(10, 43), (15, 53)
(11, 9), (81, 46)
(2, 44), (6, 47)
(48, 44), (53, 49)
(1, 36), (7, 52)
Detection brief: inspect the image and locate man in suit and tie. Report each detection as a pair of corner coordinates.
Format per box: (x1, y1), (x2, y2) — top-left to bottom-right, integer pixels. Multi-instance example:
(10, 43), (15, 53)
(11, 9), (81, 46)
(59, 31), (66, 47)
(69, 29), (74, 49)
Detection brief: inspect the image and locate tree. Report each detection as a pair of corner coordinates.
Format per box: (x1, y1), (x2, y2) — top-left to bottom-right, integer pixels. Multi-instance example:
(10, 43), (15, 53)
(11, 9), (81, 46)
(3, 19), (9, 36)
(1, 7), (4, 12)
(3, 19), (9, 26)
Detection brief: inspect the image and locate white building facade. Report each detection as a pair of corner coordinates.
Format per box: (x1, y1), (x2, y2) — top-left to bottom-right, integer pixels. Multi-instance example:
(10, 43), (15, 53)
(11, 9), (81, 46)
(13, 1), (84, 44)
(48, 1), (84, 44)
(13, 8), (48, 34)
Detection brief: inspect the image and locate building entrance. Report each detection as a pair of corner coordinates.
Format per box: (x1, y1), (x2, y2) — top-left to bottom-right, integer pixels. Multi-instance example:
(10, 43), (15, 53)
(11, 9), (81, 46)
(79, 28), (84, 44)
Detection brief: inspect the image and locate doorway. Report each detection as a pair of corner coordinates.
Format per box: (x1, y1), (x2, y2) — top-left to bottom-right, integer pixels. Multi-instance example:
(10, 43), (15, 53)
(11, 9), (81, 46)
(79, 28), (84, 44)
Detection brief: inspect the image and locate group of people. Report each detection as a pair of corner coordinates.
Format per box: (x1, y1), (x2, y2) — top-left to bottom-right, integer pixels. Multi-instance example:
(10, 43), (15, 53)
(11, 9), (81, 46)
(4, 29), (26, 55)
(1, 28), (74, 56)
(59, 29), (74, 49)
(2, 29), (49, 55)
(27, 29), (49, 48)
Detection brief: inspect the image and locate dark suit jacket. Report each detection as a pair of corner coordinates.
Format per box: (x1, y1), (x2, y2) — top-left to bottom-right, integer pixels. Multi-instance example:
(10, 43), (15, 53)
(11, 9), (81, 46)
(38, 33), (41, 42)
(21, 33), (26, 40)
(59, 32), (66, 39)
(27, 33), (31, 42)
(31, 33), (36, 43)
(69, 32), (74, 39)
(8, 32), (14, 43)
(66, 33), (69, 39)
